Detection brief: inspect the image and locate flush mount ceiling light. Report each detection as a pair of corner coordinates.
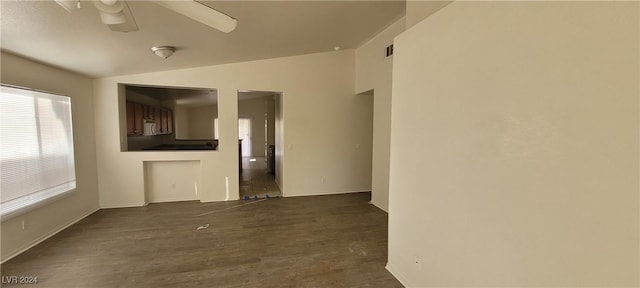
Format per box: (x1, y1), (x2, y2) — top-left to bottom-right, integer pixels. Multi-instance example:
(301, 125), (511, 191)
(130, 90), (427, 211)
(151, 46), (176, 59)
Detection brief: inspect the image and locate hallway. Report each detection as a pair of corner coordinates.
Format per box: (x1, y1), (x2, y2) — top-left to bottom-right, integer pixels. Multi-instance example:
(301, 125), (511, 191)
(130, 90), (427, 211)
(239, 157), (280, 198)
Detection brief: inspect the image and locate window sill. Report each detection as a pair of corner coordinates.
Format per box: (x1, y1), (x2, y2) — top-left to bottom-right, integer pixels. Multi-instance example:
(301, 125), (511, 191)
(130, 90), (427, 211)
(1, 186), (76, 222)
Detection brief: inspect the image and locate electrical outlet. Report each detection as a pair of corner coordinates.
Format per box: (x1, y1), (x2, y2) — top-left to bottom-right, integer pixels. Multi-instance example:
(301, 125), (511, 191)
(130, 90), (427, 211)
(355, 143), (360, 149)
(322, 177), (326, 184)
(415, 256), (422, 270)
(21, 220), (26, 230)
(171, 183), (176, 189)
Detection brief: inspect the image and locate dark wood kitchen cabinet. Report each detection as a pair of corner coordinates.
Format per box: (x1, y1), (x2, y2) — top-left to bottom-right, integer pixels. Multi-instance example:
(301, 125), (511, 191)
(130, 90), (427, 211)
(126, 102), (136, 136)
(167, 110), (173, 133)
(126, 101), (173, 137)
(160, 109), (168, 133)
(157, 109), (174, 134)
(143, 105), (153, 120)
(134, 103), (144, 135)
(126, 101), (144, 136)
(154, 108), (161, 125)
(148, 106), (155, 120)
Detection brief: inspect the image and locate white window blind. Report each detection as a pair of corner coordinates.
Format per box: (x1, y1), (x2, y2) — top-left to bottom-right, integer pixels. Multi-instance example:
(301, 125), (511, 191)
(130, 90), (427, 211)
(1, 85), (76, 219)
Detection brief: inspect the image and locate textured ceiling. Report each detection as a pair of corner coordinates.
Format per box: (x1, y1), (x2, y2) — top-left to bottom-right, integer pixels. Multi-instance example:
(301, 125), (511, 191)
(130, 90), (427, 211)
(1, 0), (405, 78)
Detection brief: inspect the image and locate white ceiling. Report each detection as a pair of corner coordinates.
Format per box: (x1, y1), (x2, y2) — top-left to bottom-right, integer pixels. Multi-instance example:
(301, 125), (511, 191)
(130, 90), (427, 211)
(1, 0), (406, 78)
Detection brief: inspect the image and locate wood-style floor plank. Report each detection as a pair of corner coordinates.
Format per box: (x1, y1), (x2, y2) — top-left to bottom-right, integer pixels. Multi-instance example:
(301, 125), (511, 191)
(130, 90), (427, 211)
(1, 192), (403, 288)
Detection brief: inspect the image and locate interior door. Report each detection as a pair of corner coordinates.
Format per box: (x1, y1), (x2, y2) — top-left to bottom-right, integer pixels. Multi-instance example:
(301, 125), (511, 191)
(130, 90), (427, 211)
(238, 118), (252, 157)
(264, 113), (268, 163)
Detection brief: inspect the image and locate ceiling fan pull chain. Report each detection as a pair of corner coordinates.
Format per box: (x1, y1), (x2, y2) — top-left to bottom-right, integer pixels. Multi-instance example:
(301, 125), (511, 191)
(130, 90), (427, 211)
(76, 0), (81, 9)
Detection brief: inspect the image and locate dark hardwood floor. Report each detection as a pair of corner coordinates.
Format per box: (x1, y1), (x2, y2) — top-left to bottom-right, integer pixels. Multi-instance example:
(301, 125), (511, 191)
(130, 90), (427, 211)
(1, 192), (402, 288)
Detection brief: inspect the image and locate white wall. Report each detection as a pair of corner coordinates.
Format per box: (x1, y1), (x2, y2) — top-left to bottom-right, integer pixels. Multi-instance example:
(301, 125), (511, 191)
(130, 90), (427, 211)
(355, 17), (406, 212)
(388, 2), (639, 286)
(145, 161), (200, 203)
(0, 52), (100, 262)
(94, 50), (373, 207)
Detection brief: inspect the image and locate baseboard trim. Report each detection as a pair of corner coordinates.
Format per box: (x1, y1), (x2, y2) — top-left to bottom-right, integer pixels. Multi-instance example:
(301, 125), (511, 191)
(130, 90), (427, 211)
(1, 207), (100, 264)
(386, 262), (412, 288)
(370, 199), (389, 213)
(99, 202), (146, 209)
(283, 190), (371, 198)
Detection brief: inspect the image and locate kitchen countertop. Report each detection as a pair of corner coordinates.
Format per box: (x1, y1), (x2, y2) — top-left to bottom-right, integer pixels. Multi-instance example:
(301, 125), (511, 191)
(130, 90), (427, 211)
(144, 144), (217, 151)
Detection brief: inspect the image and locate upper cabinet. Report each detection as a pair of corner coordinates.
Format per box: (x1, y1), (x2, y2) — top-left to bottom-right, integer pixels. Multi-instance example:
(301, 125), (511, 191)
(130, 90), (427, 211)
(134, 103), (144, 135)
(167, 110), (173, 134)
(126, 102), (136, 136)
(126, 101), (173, 137)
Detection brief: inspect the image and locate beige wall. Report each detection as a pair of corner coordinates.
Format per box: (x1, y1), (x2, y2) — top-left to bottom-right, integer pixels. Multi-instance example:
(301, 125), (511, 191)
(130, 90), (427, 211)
(94, 50), (373, 207)
(275, 93), (284, 188)
(145, 161), (200, 203)
(388, 2), (639, 286)
(186, 104), (218, 139)
(174, 105), (190, 138)
(405, 1), (452, 29)
(239, 97), (270, 157)
(267, 95), (276, 146)
(0, 52), (100, 262)
(355, 17), (406, 212)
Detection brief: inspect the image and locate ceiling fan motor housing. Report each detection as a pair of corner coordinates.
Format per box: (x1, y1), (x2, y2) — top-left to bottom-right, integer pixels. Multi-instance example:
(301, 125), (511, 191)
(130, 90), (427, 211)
(93, 0), (127, 24)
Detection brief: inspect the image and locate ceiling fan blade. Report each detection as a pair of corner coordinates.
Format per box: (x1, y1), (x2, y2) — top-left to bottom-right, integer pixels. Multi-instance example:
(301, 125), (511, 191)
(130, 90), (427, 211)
(152, 0), (237, 33)
(107, 1), (138, 32)
(54, 0), (78, 12)
(93, 0), (139, 32)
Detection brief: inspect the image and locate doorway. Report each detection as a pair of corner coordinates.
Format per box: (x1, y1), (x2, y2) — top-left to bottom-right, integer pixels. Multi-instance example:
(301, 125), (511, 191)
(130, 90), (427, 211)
(237, 90), (282, 198)
(238, 118), (252, 157)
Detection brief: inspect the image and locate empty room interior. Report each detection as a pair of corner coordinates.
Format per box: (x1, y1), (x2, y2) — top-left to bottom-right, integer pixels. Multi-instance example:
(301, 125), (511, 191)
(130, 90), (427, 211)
(0, 1), (638, 287)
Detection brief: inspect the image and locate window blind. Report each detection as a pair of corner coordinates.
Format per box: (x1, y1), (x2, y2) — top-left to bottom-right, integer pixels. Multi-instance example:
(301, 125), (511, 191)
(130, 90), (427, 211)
(1, 85), (76, 219)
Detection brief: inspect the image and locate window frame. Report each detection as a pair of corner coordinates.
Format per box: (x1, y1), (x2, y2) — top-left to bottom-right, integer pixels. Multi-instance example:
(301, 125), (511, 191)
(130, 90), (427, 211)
(0, 84), (77, 221)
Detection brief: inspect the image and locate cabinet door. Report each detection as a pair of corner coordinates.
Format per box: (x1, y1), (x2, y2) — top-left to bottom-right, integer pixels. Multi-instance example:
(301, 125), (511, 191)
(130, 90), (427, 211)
(126, 102), (135, 136)
(167, 109), (173, 133)
(160, 109), (168, 133)
(148, 106), (155, 120)
(143, 105), (150, 119)
(154, 108), (161, 125)
(134, 103), (144, 135)
(165, 109), (170, 133)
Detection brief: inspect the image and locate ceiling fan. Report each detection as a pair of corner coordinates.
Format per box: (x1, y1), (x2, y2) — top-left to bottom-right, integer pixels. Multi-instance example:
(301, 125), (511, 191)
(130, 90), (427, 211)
(53, 0), (238, 33)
